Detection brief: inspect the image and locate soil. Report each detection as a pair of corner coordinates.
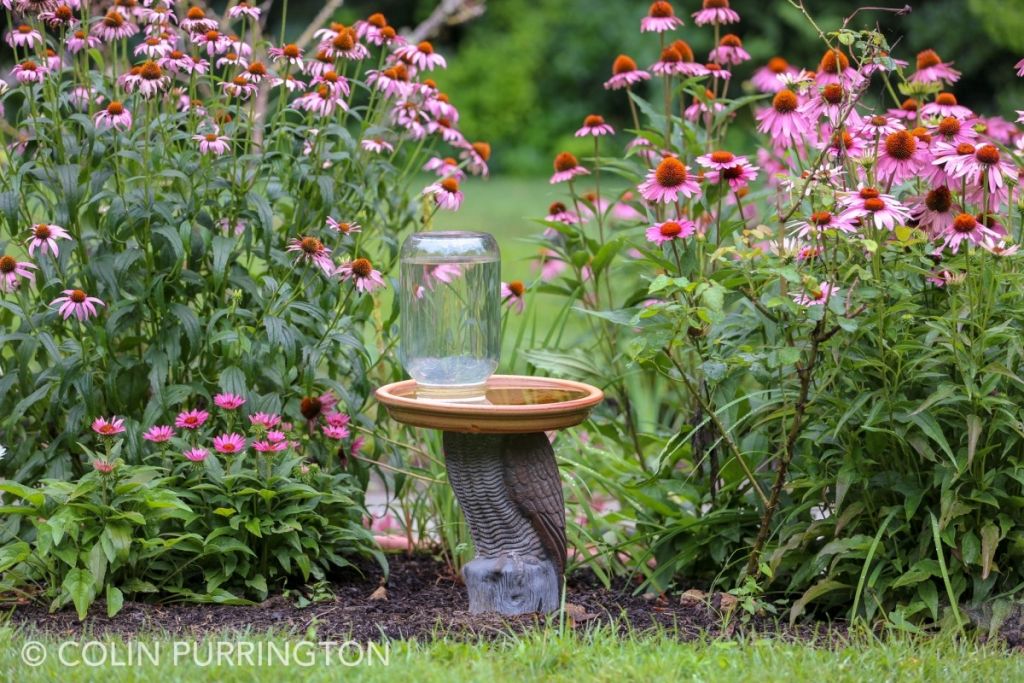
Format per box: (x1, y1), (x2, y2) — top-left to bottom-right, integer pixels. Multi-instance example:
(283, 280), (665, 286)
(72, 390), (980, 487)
(8, 554), (844, 642)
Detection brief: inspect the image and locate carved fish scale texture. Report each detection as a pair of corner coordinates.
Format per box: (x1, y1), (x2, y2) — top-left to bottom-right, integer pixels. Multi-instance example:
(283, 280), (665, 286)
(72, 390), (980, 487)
(442, 432), (546, 561)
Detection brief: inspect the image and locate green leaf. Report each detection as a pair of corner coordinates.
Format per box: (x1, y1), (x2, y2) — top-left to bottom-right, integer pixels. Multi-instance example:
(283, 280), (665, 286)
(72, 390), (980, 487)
(0, 541), (30, 572)
(106, 586), (124, 618)
(790, 579), (848, 626)
(62, 568), (97, 621)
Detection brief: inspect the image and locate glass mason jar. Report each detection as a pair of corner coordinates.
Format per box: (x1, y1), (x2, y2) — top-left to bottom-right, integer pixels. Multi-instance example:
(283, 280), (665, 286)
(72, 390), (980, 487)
(399, 231), (500, 401)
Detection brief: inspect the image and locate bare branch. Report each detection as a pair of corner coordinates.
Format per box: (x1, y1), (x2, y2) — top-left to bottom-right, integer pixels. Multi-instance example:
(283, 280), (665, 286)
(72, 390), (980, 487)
(404, 0), (486, 44)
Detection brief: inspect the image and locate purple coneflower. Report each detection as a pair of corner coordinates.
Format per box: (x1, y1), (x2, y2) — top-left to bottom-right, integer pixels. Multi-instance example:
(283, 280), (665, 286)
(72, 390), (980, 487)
(193, 132), (230, 155)
(792, 281), (838, 307)
(792, 210), (857, 238)
(709, 35), (750, 66)
(910, 49), (960, 86)
(638, 157), (701, 203)
(756, 89), (810, 148)
(50, 289), (104, 320)
(940, 213), (999, 253)
(604, 54), (650, 90)
(692, 0), (740, 26)
(575, 114), (615, 137)
(92, 10), (138, 42)
(751, 57), (798, 93)
(646, 219), (695, 245)
(920, 93), (972, 120)
(838, 187), (911, 231)
(641, 1), (683, 33)
(550, 152), (589, 184)
(27, 223), (71, 257)
(337, 258), (386, 293)
(287, 236), (335, 275)
(877, 130), (929, 185)
(423, 177), (464, 211)
(94, 101), (132, 131)
(501, 281), (526, 314)
(394, 41), (446, 70)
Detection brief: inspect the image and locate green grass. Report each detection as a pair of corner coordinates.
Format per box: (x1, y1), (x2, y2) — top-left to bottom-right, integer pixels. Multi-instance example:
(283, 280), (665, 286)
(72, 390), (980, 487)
(2, 625), (1021, 682)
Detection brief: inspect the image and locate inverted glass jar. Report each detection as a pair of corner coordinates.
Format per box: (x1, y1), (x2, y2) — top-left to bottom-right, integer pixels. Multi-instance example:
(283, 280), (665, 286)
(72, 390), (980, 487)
(399, 231), (500, 401)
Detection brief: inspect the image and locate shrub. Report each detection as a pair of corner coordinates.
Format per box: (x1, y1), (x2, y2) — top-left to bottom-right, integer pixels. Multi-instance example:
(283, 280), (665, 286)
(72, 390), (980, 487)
(518, 0), (1024, 625)
(0, 3), (484, 616)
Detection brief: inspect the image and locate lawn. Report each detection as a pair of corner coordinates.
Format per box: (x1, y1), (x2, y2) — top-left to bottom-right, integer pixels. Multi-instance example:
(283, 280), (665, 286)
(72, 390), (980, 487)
(2, 626), (1021, 682)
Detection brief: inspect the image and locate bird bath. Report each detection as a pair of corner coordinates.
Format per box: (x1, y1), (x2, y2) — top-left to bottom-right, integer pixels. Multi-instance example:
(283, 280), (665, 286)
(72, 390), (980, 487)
(376, 375), (603, 615)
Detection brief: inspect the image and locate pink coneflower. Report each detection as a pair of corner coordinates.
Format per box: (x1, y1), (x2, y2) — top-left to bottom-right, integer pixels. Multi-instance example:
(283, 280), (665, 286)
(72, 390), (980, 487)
(838, 187), (911, 231)
(957, 144), (1017, 195)
(326, 218), (361, 236)
(550, 152), (589, 184)
(460, 141), (491, 177)
(920, 93), (972, 120)
(366, 65), (410, 98)
(641, 1), (683, 33)
(756, 89), (810, 147)
(861, 51), (908, 76)
(337, 258), (386, 293)
(175, 409), (209, 430)
(92, 460), (116, 474)
(931, 141), (978, 181)
(709, 34), (750, 66)
(708, 160), (759, 189)
(646, 219), (696, 245)
(546, 201), (580, 225)
(249, 412), (281, 429)
(792, 210), (857, 238)
(940, 212), (999, 253)
(213, 433), (246, 454)
(983, 240), (1020, 256)
(638, 156), (701, 203)
(575, 114), (615, 137)
(911, 186), (957, 236)
(395, 40), (446, 70)
(858, 114), (904, 138)
(361, 137), (394, 154)
(752, 57), (799, 92)
(92, 417), (126, 437)
(12, 60), (48, 84)
(27, 223), (71, 257)
(193, 132), (230, 155)
(651, 46), (685, 76)
(214, 393), (246, 410)
(702, 63), (731, 81)
(910, 49), (960, 86)
(287, 236), (334, 275)
(323, 425), (350, 440)
(143, 425), (174, 443)
(501, 281), (526, 314)
(253, 439), (287, 453)
(823, 129), (867, 160)
(293, 84), (347, 117)
(3, 253), (38, 290)
(423, 156), (464, 180)
(193, 29), (230, 57)
(67, 29), (101, 53)
(423, 177), (464, 211)
(931, 116), (976, 146)
(184, 448), (208, 462)
(228, 1), (261, 20)
(793, 281), (838, 306)
(800, 83), (851, 126)
(979, 116), (1017, 145)
(92, 10), (137, 42)
(220, 75), (258, 100)
(135, 36), (173, 59)
(94, 101), (132, 131)
(180, 6), (217, 33)
(815, 49), (863, 88)
(604, 54), (651, 90)
(268, 43), (304, 69)
(39, 5), (79, 29)
(877, 130), (929, 184)
(6, 24), (43, 48)
(50, 289), (104, 320)
(692, 0), (740, 26)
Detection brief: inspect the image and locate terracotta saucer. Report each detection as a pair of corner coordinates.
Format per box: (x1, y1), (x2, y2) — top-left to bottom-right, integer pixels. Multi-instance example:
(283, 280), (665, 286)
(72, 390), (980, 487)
(375, 375), (604, 434)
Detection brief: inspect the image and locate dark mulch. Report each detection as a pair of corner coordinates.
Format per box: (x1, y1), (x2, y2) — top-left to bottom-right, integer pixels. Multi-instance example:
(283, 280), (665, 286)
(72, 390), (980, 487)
(7, 554), (842, 642)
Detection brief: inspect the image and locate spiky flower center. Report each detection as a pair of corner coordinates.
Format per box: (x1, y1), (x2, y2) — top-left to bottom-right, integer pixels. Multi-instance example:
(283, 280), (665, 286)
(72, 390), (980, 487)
(811, 211), (832, 226)
(720, 34), (742, 48)
(767, 56), (789, 73)
(863, 198), (885, 212)
(300, 237), (323, 254)
(710, 150), (735, 164)
(300, 396), (322, 419)
(704, 0), (729, 7)
(859, 188), (880, 199)
(935, 93), (957, 106)
(554, 152), (579, 172)
(368, 13), (387, 28)
(107, 101), (125, 115)
(417, 40), (434, 54)
(937, 117), (960, 136)
(655, 157), (687, 187)
(351, 258), (373, 278)
(549, 201), (567, 214)
(103, 11), (125, 27)
(818, 49), (849, 74)
(925, 187), (952, 212)
(822, 83), (844, 104)
(33, 224), (52, 238)
(975, 146), (1000, 165)
(911, 127), (931, 144)
(612, 54), (638, 74)
(0, 256), (16, 273)
(282, 43), (301, 58)
(584, 114), (605, 128)
(333, 32), (355, 50)
(507, 280), (525, 297)
(870, 115), (887, 126)
(901, 98), (919, 112)
(952, 213), (976, 233)
(885, 131), (916, 160)
(832, 131), (854, 150)
(204, 133), (219, 142)
(187, 7), (206, 20)
(17, 24), (33, 34)
(70, 289), (87, 303)
(649, 1), (675, 18)
(660, 221), (683, 237)
(440, 177), (460, 193)
(140, 61), (162, 80)
(659, 47), (681, 63)
(671, 40), (695, 62)
(916, 49), (941, 70)
(472, 141), (491, 161)
(248, 62), (267, 76)
(772, 89), (798, 113)
(956, 143), (976, 155)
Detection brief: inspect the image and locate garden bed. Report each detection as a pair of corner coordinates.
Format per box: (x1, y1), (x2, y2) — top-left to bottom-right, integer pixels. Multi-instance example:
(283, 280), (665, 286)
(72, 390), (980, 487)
(8, 554), (837, 643)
